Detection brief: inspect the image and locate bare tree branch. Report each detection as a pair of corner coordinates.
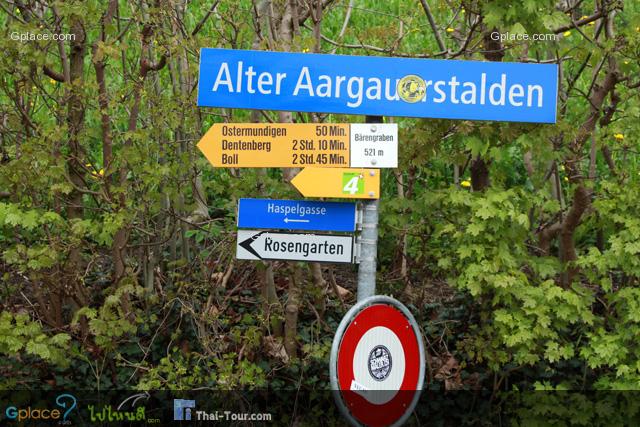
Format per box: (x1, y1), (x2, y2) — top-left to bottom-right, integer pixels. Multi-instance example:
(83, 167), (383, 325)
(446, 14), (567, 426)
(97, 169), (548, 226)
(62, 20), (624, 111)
(42, 65), (65, 82)
(192, 0), (221, 36)
(553, 10), (605, 34)
(419, 0), (446, 53)
(330, 0), (353, 54)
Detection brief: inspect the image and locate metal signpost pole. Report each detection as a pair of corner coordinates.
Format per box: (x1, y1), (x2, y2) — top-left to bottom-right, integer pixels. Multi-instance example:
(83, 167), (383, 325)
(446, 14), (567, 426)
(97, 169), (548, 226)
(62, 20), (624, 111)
(356, 115), (383, 302)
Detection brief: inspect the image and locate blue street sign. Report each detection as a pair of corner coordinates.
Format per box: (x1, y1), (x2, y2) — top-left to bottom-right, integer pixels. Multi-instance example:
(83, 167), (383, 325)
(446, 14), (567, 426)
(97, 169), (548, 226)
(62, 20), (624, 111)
(237, 198), (357, 232)
(198, 48), (558, 123)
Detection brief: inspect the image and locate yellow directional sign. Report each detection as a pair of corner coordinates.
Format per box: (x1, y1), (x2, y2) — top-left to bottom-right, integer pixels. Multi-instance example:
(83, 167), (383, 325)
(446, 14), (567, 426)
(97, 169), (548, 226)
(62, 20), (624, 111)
(197, 123), (350, 168)
(291, 168), (380, 199)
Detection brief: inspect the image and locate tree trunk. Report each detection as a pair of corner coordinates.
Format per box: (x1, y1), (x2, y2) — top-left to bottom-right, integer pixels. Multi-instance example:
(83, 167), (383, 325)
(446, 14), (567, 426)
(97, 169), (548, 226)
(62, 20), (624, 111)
(259, 262), (283, 337)
(311, 262), (326, 318)
(280, 0), (301, 358)
(467, 29), (505, 192)
(64, 15), (88, 327)
(560, 185), (591, 283)
(393, 169), (408, 280)
(470, 155), (490, 192)
(284, 266), (302, 358)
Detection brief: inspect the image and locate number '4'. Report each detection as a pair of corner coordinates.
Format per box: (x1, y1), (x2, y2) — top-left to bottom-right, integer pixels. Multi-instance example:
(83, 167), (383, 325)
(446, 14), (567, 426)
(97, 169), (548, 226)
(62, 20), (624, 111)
(343, 176), (360, 194)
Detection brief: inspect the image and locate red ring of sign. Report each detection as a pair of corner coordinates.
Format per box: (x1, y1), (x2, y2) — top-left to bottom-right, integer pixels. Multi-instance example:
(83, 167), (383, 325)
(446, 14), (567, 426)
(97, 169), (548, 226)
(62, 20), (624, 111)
(336, 303), (421, 426)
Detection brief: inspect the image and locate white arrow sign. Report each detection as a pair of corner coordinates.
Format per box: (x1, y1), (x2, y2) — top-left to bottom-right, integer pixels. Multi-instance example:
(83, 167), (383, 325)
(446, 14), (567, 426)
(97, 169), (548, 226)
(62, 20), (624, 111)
(237, 230), (355, 263)
(284, 218), (310, 224)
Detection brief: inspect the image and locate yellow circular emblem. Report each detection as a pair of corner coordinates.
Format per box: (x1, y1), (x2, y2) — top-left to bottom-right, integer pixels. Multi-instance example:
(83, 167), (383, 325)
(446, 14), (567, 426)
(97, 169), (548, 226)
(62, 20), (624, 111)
(397, 75), (426, 103)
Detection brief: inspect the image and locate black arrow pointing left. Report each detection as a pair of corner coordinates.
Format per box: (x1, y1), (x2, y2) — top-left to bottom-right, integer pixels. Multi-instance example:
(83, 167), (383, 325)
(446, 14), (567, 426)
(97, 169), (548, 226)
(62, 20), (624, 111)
(239, 231), (265, 260)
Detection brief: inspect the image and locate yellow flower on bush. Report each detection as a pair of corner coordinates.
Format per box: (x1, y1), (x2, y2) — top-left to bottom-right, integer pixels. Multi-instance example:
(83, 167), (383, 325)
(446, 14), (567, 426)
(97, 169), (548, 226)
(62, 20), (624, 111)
(90, 169), (104, 179)
(614, 133), (624, 140)
(85, 163), (104, 179)
(446, 28), (454, 33)
(461, 180), (471, 188)
(563, 31), (571, 37)
(564, 176), (569, 182)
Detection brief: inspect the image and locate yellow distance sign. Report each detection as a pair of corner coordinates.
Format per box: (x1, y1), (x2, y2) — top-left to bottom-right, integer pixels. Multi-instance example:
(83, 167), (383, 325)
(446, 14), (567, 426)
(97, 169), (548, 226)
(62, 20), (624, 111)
(197, 123), (350, 168)
(291, 168), (380, 199)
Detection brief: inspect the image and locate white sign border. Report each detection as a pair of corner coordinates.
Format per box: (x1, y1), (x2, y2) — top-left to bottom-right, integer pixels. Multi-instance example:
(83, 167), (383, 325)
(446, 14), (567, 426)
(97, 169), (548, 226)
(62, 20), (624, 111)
(236, 229), (355, 264)
(349, 123), (398, 168)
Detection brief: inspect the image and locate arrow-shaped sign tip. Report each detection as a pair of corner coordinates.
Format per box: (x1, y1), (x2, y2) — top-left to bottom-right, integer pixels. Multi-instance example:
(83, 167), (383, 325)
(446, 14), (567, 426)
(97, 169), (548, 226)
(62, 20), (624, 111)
(290, 173), (306, 197)
(239, 231), (264, 260)
(291, 168), (380, 199)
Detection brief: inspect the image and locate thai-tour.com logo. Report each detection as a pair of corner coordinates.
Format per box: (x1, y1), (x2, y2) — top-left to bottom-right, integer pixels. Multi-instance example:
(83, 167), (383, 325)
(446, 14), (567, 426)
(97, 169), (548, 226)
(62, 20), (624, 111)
(173, 399), (196, 421)
(4, 393), (77, 424)
(173, 398), (272, 422)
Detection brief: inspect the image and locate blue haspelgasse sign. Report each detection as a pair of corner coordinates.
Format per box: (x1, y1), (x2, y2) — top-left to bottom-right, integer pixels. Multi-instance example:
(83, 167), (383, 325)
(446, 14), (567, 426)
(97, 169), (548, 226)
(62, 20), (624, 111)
(237, 198), (357, 232)
(198, 48), (558, 123)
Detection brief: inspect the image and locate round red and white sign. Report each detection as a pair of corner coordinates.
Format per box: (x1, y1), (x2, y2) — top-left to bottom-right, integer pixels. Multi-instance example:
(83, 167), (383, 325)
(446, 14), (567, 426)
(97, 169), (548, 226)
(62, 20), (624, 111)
(330, 296), (425, 427)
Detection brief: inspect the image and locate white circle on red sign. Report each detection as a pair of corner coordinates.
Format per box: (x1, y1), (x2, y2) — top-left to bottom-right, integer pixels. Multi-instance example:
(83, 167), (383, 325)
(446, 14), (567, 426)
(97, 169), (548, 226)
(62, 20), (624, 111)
(330, 295), (425, 427)
(352, 326), (404, 404)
